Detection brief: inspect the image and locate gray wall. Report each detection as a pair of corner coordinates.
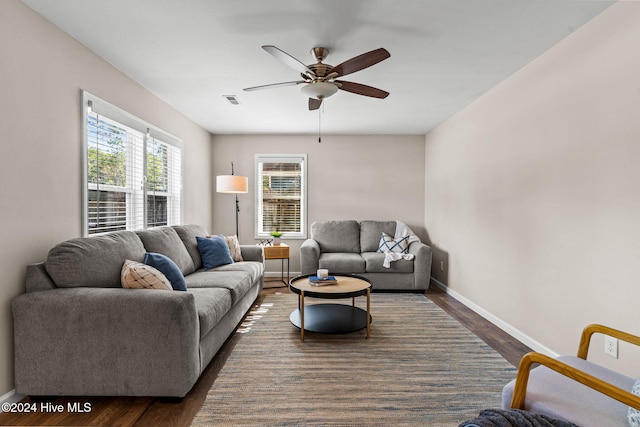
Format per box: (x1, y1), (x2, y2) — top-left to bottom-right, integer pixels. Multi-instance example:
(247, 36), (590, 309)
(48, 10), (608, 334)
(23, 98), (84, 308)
(211, 134), (426, 274)
(0, 0), (213, 397)
(425, 1), (640, 375)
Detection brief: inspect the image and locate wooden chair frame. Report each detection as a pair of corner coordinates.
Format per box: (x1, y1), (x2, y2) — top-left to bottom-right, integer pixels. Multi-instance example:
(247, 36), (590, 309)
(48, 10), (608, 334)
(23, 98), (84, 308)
(510, 324), (640, 411)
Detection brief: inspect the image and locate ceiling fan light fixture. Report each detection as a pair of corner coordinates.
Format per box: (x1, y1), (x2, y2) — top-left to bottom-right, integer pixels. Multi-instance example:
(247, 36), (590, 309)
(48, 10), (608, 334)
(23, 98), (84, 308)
(301, 82), (339, 100)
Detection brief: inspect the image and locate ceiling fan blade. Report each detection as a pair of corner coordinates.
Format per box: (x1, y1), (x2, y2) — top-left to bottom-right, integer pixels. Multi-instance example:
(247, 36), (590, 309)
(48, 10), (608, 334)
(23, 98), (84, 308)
(309, 98), (322, 110)
(335, 80), (389, 98)
(329, 48), (390, 77)
(262, 45), (314, 75)
(243, 80), (305, 92)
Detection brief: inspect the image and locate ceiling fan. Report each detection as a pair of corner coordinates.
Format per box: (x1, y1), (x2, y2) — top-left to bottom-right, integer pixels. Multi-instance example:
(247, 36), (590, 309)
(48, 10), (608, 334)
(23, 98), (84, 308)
(243, 45), (390, 110)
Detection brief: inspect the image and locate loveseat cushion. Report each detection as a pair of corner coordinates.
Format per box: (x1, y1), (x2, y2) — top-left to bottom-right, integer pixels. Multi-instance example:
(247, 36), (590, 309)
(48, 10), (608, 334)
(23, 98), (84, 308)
(188, 288), (233, 339)
(46, 231), (146, 288)
(362, 252), (414, 273)
(318, 253), (365, 273)
(185, 270), (253, 304)
(173, 225), (208, 271)
(311, 220), (360, 253)
(136, 227), (196, 276)
(360, 220), (396, 252)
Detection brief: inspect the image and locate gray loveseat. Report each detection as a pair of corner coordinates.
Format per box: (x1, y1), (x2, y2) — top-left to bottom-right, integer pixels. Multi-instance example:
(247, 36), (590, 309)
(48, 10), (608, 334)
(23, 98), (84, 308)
(12, 224), (263, 398)
(300, 220), (432, 290)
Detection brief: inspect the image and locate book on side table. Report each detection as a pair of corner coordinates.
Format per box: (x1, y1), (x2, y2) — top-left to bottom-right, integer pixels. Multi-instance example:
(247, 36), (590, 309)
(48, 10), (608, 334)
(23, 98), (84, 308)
(308, 275), (337, 286)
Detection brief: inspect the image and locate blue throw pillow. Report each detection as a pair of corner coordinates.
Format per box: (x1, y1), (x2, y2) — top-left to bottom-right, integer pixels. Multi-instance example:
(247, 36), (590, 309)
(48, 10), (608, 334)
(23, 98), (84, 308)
(144, 252), (188, 291)
(197, 236), (234, 270)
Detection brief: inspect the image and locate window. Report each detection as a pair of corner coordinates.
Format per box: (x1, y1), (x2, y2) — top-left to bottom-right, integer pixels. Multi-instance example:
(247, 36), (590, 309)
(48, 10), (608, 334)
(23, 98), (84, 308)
(83, 92), (182, 236)
(255, 154), (307, 239)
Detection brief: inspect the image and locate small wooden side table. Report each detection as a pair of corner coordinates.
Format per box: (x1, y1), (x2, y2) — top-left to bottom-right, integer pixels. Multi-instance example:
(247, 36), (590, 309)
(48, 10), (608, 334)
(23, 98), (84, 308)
(263, 243), (290, 286)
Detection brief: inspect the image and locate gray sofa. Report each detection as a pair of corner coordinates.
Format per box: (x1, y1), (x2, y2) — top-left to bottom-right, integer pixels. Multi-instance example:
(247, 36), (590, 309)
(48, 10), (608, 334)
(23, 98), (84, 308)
(12, 224), (264, 398)
(300, 220), (432, 290)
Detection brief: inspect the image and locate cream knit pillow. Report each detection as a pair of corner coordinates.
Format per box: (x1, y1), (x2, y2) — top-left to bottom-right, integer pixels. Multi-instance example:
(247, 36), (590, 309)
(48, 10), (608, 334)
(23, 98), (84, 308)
(121, 259), (172, 290)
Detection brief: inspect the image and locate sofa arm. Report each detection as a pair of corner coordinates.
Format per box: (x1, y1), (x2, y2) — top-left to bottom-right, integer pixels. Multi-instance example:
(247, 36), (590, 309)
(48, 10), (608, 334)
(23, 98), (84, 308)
(13, 287), (200, 397)
(409, 241), (433, 289)
(300, 239), (320, 275)
(240, 245), (264, 263)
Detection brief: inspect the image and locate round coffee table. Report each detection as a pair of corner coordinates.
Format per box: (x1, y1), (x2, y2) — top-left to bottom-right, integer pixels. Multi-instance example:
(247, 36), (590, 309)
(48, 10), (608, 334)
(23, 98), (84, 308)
(288, 274), (372, 342)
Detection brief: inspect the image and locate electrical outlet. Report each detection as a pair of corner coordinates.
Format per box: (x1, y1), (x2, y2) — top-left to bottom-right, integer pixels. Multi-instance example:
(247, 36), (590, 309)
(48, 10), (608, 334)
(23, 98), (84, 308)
(440, 261), (444, 272)
(605, 336), (619, 359)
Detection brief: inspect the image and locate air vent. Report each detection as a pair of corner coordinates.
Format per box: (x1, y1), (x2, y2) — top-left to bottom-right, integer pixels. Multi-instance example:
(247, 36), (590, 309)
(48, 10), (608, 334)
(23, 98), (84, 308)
(223, 95), (240, 105)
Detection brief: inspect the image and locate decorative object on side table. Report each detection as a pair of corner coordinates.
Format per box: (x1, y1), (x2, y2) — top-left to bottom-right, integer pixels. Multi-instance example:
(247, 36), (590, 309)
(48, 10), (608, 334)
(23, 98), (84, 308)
(270, 230), (283, 245)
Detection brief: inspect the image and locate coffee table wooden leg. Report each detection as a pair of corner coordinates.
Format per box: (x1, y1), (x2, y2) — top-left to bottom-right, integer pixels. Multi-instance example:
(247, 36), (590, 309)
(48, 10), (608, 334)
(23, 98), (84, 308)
(366, 288), (371, 339)
(301, 290), (305, 342)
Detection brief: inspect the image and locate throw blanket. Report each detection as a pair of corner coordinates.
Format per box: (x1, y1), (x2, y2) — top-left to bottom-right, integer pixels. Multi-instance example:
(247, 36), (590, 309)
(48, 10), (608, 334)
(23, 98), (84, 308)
(458, 409), (578, 427)
(382, 221), (420, 268)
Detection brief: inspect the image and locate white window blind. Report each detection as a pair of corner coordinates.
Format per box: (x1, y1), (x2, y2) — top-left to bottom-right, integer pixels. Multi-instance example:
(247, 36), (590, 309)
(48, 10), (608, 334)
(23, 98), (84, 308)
(255, 154), (307, 239)
(83, 91), (182, 236)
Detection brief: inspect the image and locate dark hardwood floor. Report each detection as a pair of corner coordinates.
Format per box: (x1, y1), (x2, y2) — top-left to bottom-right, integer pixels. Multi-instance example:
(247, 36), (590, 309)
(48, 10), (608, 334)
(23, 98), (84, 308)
(0, 281), (531, 427)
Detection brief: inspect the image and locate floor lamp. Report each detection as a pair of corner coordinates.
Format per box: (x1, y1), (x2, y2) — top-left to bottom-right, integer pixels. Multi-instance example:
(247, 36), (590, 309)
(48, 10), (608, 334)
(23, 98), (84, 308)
(216, 162), (248, 238)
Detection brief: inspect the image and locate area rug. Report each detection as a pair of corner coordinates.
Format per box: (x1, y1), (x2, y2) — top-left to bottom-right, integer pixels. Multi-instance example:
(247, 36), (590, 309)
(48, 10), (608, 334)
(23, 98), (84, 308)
(192, 293), (517, 426)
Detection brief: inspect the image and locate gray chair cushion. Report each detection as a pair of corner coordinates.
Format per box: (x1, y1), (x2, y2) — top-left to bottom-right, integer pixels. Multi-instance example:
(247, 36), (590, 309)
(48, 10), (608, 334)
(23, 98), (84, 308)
(501, 355), (633, 427)
(318, 253), (365, 273)
(311, 220), (360, 253)
(136, 227), (195, 276)
(173, 225), (209, 271)
(184, 270), (253, 304)
(46, 231), (146, 288)
(188, 288), (233, 339)
(360, 220), (397, 252)
(361, 252), (414, 273)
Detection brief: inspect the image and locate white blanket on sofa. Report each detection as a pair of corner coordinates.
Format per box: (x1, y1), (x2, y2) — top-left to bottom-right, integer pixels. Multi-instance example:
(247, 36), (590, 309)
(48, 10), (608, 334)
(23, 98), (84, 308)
(382, 222), (420, 268)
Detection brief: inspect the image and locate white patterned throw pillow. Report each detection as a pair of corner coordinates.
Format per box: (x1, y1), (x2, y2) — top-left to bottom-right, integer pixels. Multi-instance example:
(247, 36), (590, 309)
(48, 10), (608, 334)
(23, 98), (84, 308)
(629, 378), (640, 427)
(377, 232), (409, 254)
(224, 235), (243, 262)
(121, 259), (172, 290)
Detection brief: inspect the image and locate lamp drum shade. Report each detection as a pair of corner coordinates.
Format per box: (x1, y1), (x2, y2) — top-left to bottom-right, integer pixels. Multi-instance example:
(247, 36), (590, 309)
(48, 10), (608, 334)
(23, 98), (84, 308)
(216, 175), (248, 193)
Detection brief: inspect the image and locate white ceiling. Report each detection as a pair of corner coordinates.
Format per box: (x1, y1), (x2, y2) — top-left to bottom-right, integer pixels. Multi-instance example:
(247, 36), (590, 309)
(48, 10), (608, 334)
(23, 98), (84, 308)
(21, 0), (613, 135)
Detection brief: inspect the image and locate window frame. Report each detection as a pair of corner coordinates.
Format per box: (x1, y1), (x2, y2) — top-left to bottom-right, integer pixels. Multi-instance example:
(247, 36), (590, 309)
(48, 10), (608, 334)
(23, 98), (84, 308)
(82, 91), (183, 236)
(254, 153), (307, 240)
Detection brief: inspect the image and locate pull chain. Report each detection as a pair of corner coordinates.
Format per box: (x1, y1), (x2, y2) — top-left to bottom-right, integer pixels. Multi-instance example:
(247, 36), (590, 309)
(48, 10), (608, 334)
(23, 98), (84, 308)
(318, 103), (322, 143)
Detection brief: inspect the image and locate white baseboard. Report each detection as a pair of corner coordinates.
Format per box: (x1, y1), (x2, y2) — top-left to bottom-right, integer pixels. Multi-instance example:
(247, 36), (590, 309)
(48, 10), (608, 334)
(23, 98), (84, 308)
(0, 388), (23, 404)
(431, 278), (558, 358)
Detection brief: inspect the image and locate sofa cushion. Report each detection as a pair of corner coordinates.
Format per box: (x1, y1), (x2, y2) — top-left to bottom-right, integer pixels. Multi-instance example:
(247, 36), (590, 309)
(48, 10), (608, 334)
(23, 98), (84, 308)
(311, 220), (361, 253)
(46, 231), (146, 288)
(197, 236), (234, 270)
(120, 259), (173, 290)
(136, 227), (196, 276)
(318, 253), (365, 273)
(360, 220), (396, 252)
(362, 252), (414, 273)
(213, 261), (264, 286)
(144, 252), (187, 291)
(173, 224), (208, 271)
(184, 270), (253, 304)
(188, 288), (233, 339)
